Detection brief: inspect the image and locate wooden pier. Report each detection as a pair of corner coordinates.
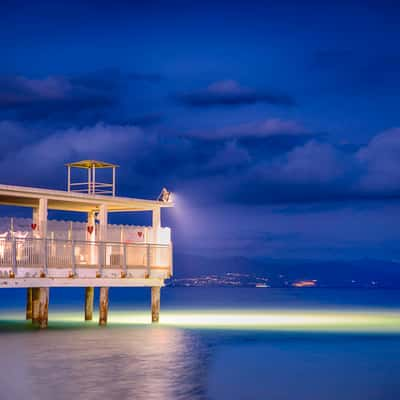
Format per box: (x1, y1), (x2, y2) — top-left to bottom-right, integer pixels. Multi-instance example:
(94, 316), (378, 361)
(0, 160), (173, 328)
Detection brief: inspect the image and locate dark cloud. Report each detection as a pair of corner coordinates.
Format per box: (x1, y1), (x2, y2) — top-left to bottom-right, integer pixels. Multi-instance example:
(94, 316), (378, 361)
(186, 118), (309, 140)
(114, 113), (164, 127)
(0, 74), (116, 109)
(69, 69), (123, 92)
(211, 140), (355, 205)
(222, 130), (400, 205)
(0, 123), (148, 190)
(0, 121), (32, 157)
(176, 129), (400, 206)
(178, 80), (296, 108)
(0, 70), (166, 124)
(0, 73), (118, 122)
(128, 72), (164, 83)
(357, 128), (400, 194)
(184, 118), (314, 160)
(237, 135), (315, 159)
(1, 120), (400, 207)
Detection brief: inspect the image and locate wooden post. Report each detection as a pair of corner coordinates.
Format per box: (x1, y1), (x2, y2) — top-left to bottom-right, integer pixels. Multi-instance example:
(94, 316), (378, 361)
(98, 204), (108, 241)
(38, 288), (49, 329)
(26, 288), (33, 320)
(98, 204), (108, 272)
(85, 287), (94, 321)
(112, 167), (116, 196)
(67, 165), (71, 192)
(152, 207), (161, 269)
(99, 287), (109, 326)
(38, 198), (48, 239)
(87, 211), (97, 268)
(38, 198), (48, 276)
(151, 286), (160, 323)
(32, 287), (40, 323)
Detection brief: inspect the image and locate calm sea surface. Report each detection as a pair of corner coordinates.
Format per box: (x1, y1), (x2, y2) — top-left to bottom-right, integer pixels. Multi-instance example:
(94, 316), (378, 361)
(1, 288), (400, 400)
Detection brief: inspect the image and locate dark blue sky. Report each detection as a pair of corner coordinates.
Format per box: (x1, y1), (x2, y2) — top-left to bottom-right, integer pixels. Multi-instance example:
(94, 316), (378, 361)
(1, 0), (400, 260)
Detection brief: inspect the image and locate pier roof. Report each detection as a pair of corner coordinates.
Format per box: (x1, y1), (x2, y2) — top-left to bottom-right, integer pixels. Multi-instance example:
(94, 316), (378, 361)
(65, 160), (119, 169)
(0, 184), (172, 213)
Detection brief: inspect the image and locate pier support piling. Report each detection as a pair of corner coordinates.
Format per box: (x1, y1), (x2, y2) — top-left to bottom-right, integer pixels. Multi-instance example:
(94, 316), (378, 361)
(38, 288), (49, 329)
(85, 287), (94, 321)
(32, 287), (40, 323)
(99, 287), (109, 326)
(151, 287), (160, 323)
(26, 288), (33, 320)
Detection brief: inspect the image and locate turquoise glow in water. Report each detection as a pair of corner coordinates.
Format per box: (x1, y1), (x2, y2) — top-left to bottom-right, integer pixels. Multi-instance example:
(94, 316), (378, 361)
(2, 309), (400, 333)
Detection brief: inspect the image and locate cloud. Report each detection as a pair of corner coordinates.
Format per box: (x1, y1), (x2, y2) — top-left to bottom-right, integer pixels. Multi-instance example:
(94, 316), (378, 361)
(0, 72), (123, 123)
(128, 72), (164, 82)
(222, 128), (400, 205)
(186, 118), (309, 140)
(178, 80), (295, 108)
(357, 128), (400, 194)
(269, 140), (344, 184)
(114, 113), (164, 127)
(183, 118), (313, 162)
(0, 69), (167, 124)
(0, 122), (218, 196)
(0, 121), (31, 156)
(0, 123), (148, 188)
(206, 141), (251, 171)
(223, 140), (351, 204)
(2, 119), (400, 207)
(0, 119), (55, 161)
(0, 74), (116, 110)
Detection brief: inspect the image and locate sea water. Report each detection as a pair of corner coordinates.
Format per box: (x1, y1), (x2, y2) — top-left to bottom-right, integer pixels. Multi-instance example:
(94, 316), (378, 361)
(0, 288), (400, 400)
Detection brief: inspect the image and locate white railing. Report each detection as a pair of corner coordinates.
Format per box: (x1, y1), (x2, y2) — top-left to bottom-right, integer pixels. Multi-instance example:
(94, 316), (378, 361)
(0, 238), (173, 277)
(0, 216), (171, 244)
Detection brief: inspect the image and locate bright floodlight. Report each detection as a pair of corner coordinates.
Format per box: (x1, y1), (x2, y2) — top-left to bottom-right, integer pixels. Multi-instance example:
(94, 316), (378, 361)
(158, 187), (172, 202)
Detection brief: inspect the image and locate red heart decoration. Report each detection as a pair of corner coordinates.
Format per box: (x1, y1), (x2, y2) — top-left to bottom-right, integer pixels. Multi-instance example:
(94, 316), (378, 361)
(87, 226), (94, 234)
(137, 231), (143, 238)
(31, 223), (37, 230)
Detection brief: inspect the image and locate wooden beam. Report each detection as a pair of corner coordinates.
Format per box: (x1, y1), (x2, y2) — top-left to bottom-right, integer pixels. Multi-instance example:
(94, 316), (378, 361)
(0, 277), (165, 288)
(26, 288), (32, 320)
(151, 286), (160, 323)
(85, 287), (94, 321)
(0, 184), (173, 213)
(99, 287), (109, 326)
(38, 288), (49, 329)
(32, 287), (40, 323)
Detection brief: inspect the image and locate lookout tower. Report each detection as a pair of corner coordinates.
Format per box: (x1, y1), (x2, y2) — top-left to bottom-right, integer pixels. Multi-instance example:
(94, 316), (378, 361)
(66, 160), (118, 196)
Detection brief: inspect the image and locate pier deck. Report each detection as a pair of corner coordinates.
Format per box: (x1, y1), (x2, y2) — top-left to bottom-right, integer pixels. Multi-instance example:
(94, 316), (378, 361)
(0, 160), (174, 328)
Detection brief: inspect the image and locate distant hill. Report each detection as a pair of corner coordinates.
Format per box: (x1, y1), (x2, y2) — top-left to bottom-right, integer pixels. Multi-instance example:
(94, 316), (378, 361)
(172, 253), (400, 288)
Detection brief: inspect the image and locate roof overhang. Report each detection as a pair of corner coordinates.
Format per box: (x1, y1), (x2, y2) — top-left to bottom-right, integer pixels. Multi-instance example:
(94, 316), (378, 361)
(65, 160), (119, 169)
(0, 184), (173, 213)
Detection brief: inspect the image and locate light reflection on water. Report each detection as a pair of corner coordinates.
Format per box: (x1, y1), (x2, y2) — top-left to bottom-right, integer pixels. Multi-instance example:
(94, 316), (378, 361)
(0, 326), (209, 400)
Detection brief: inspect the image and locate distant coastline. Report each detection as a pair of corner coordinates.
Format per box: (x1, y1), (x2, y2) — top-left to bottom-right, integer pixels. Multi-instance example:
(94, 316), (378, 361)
(170, 254), (400, 289)
(167, 273), (387, 289)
